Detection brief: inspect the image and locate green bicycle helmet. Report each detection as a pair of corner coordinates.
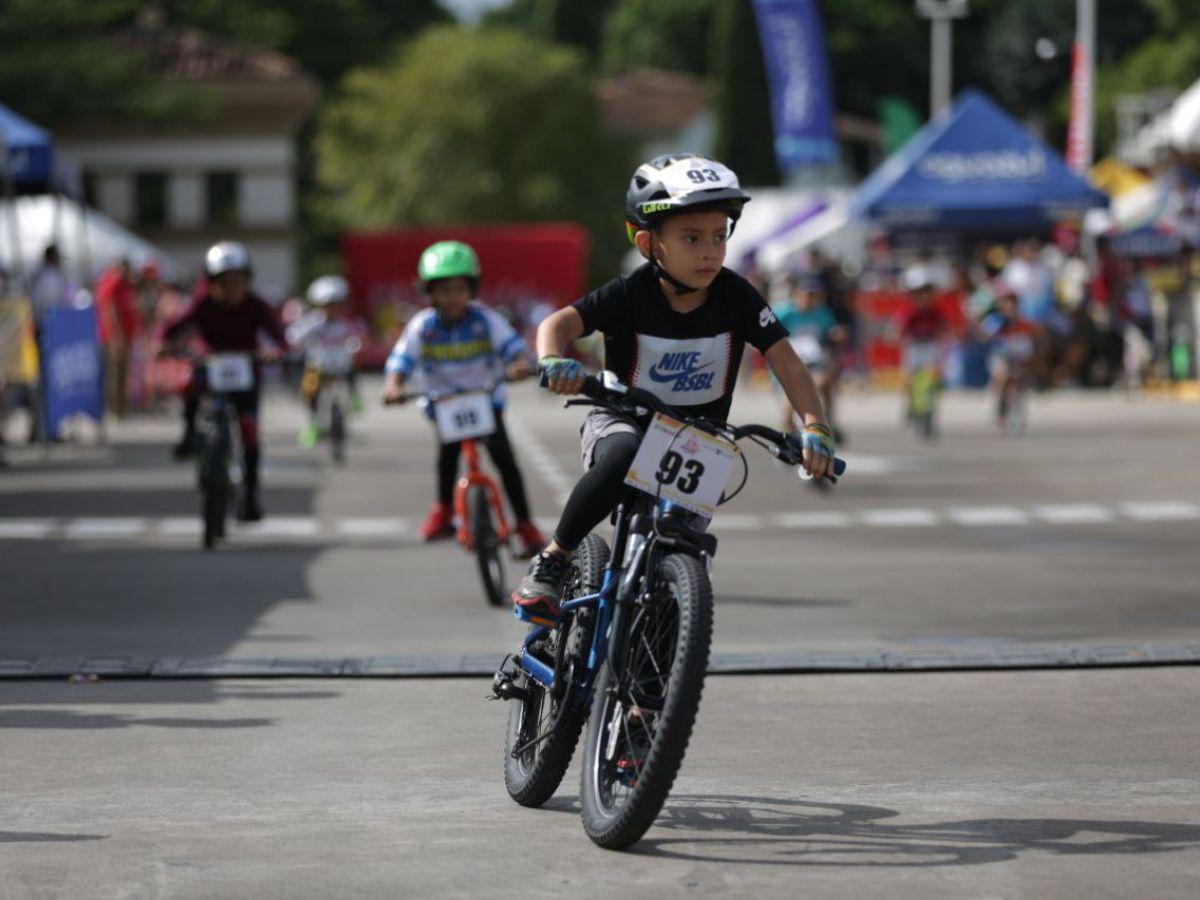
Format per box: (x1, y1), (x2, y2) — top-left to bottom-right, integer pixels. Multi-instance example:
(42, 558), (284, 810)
(418, 240), (481, 289)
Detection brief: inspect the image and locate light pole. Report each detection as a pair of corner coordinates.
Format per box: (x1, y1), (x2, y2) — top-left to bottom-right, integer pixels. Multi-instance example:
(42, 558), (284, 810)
(915, 0), (970, 117)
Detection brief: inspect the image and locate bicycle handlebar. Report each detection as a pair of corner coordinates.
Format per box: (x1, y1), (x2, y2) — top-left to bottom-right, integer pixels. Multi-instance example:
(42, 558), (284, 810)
(565, 374), (846, 481)
(383, 375), (521, 407)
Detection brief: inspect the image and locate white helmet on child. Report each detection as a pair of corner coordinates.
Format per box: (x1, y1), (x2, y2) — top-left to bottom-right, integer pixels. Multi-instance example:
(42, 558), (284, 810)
(205, 241), (252, 278)
(306, 274), (349, 306)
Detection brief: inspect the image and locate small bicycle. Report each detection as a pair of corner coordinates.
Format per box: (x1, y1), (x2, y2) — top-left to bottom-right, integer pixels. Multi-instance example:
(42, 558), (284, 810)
(387, 379), (514, 606)
(303, 338), (360, 464)
(185, 351), (256, 550)
(491, 374), (845, 849)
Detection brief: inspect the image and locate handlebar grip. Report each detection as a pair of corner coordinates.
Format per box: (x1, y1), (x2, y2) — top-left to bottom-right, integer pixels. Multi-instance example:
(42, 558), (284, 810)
(833, 457), (846, 477)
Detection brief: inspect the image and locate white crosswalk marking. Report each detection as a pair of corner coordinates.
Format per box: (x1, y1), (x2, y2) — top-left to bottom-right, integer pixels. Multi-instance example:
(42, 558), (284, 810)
(64, 518), (148, 538)
(860, 508), (940, 527)
(2, 499), (1199, 543)
(335, 517), (410, 537)
(238, 517), (321, 538)
(157, 518), (202, 536)
(771, 511), (854, 529)
(0, 519), (55, 539)
(713, 514), (766, 530)
(1033, 504), (1115, 524)
(948, 506), (1030, 526)
(1119, 501), (1200, 521)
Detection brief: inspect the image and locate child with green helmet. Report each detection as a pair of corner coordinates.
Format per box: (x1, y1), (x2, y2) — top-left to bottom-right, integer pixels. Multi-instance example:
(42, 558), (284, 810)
(513, 154), (836, 623)
(382, 240), (545, 556)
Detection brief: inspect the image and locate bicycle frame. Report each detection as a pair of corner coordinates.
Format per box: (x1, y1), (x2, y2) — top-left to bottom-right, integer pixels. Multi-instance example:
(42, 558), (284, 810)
(453, 437), (510, 548)
(517, 496), (699, 703)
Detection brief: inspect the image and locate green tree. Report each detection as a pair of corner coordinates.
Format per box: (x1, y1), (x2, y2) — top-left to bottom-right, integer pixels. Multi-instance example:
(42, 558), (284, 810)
(0, 0), (208, 125)
(709, 0), (779, 186)
(164, 0), (450, 86)
(601, 0), (716, 76)
(482, 0), (618, 62)
(315, 25), (634, 278)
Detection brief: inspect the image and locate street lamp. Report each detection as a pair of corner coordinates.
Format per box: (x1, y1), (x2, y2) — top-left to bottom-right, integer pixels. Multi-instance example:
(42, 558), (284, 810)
(915, 0), (970, 117)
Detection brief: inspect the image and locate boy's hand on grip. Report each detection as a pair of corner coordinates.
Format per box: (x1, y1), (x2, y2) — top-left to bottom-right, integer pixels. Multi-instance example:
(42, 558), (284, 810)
(798, 422), (836, 480)
(538, 356), (585, 395)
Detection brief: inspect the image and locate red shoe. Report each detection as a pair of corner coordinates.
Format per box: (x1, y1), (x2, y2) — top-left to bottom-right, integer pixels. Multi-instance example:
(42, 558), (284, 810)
(514, 519), (546, 559)
(419, 502), (455, 541)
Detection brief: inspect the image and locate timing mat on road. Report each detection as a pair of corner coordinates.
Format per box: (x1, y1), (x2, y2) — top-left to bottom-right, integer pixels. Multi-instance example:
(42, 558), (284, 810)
(1, 501), (1197, 542)
(2, 641), (1199, 679)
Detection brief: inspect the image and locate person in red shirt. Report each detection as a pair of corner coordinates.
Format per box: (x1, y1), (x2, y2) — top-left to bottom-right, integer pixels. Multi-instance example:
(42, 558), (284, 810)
(95, 260), (142, 418)
(161, 242), (288, 521)
(897, 267), (951, 411)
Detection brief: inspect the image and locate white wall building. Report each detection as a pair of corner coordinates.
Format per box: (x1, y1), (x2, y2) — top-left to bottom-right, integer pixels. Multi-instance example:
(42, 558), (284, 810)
(57, 21), (317, 298)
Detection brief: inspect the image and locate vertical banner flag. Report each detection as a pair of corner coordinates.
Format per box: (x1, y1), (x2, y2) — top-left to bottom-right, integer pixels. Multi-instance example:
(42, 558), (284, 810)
(41, 305), (103, 438)
(750, 0), (838, 173)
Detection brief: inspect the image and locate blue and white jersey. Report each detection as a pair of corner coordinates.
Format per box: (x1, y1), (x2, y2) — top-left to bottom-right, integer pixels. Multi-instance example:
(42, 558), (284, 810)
(385, 303), (527, 407)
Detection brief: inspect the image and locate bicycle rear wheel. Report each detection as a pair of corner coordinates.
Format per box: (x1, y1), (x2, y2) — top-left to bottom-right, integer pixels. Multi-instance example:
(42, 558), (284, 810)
(504, 534), (608, 807)
(330, 397), (346, 463)
(467, 484), (505, 606)
(580, 552), (713, 850)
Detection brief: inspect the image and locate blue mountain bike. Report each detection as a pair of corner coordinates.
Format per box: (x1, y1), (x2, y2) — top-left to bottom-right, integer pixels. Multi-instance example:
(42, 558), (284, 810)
(491, 375), (844, 849)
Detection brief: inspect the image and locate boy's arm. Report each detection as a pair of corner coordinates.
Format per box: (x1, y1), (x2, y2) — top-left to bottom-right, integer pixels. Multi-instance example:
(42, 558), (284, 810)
(764, 338), (835, 480)
(536, 307), (586, 394)
(764, 338), (828, 429)
(382, 317), (422, 402)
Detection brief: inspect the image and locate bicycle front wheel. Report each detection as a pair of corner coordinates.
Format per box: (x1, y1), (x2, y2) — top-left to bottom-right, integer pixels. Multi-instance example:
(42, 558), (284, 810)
(201, 432), (229, 550)
(580, 552), (713, 850)
(467, 484), (505, 606)
(330, 397), (346, 463)
(504, 534), (609, 807)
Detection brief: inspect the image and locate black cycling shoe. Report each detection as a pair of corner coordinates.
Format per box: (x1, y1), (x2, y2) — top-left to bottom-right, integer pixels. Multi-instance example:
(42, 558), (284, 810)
(236, 493), (263, 523)
(172, 431), (200, 460)
(511, 551), (573, 626)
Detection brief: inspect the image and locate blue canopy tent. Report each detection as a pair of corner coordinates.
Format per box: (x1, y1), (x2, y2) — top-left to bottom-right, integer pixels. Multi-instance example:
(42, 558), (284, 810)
(851, 90), (1108, 233)
(0, 103), (55, 193)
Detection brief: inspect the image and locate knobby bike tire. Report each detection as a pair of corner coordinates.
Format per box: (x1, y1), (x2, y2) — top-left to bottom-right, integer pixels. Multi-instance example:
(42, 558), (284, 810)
(330, 398), (346, 464)
(580, 552), (713, 850)
(468, 484), (505, 607)
(504, 533), (609, 808)
(201, 428), (230, 550)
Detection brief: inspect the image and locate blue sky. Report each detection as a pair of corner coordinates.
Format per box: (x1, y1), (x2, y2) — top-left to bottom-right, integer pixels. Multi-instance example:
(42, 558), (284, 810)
(441, 0), (512, 23)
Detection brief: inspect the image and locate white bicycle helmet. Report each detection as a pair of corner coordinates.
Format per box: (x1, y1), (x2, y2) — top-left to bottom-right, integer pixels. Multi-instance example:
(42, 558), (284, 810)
(306, 274), (349, 306)
(205, 241), (252, 278)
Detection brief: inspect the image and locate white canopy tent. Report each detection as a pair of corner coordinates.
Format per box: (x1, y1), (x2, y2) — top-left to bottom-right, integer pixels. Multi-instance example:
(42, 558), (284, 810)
(0, 194), (178, 284)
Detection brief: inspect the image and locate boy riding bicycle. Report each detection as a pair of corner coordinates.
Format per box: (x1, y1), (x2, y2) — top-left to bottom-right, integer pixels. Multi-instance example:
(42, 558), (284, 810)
(512, 154), (835, 624)
(289, 274), (367, 448)
(162, 241), (288, 521)
(772, 272), (847, 440)
(381, 241), (545, 558)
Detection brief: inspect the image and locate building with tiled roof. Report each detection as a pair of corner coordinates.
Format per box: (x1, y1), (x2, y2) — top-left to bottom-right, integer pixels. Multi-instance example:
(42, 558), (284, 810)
(57, 10), (318, 295)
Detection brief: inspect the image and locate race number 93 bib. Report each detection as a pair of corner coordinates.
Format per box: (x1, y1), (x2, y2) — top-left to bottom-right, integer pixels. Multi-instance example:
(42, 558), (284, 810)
(624, 414), (738, 517)
(206, 353), (255, 392)
(433, 391), (496, 444)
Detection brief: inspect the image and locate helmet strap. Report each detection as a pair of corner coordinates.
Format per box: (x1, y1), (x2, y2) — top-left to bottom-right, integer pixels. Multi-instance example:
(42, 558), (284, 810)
(647, 244), (700, 296)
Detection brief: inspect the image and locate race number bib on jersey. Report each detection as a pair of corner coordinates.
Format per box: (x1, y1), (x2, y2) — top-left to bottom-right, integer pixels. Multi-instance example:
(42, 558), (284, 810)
(433, 392), (496, 444)
(624, 414), (738, 517)
(206, 353), (255, 392)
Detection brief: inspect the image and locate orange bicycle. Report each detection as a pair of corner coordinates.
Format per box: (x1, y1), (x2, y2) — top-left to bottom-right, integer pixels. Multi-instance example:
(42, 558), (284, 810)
(387, 380), (512, 605)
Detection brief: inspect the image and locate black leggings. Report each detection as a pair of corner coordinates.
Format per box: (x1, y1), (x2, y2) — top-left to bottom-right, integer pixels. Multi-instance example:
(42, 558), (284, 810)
(553, 431), (641, 551)
(437, 411), (531, 521)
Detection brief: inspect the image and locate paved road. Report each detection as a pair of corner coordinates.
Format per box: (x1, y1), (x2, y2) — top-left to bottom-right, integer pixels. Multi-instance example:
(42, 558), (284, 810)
(2, 669), (1198, 898)
(1, 380), (1198, 662)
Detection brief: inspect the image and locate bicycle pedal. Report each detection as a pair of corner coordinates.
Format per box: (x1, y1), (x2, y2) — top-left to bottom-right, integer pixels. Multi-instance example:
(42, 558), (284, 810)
(511, 606), (558, 628)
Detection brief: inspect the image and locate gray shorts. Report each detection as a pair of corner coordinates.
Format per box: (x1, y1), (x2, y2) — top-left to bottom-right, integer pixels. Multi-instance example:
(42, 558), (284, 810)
(579, 409), (643, 469)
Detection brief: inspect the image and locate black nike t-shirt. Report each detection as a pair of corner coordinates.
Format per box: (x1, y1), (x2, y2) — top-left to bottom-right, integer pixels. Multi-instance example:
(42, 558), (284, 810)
(572, 263), (788, 422)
